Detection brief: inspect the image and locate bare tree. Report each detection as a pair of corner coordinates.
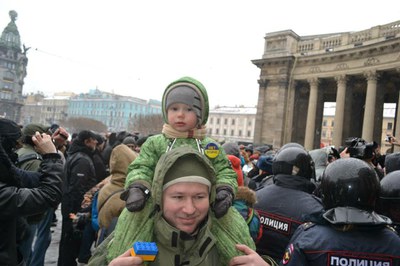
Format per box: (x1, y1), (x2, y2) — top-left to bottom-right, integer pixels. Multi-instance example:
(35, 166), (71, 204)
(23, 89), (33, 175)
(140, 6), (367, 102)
(129, 114), (163, 136)
(63, 117), (108, 134)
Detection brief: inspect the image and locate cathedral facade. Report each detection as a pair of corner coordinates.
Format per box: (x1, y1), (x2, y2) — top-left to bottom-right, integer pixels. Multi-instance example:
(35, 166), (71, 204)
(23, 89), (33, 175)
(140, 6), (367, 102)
(252, 20), (400, 150)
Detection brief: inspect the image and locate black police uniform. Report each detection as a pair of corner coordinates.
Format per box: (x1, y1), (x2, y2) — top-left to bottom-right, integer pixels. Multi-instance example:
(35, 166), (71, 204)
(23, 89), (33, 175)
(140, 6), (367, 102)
(281, 209), (400, 265)
(254, 173), (323, 261)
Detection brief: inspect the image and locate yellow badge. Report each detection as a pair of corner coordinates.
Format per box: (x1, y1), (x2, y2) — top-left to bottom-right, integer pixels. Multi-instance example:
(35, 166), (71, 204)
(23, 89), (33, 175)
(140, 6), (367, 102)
(204, 143), (219, 159)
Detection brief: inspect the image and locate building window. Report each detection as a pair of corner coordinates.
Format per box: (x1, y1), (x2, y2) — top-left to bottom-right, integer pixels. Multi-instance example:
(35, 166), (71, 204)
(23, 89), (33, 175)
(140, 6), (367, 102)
(238, 130), (242, 136)
(231, 119), (235, 125)
(323, 120), (327, 126)
(224, 118), (228, 125)
(248, 121), (252, 126)
(223, 129), (227, 135)
(331, 120), (334, 127)
(322, 130), (326, 138)
(231, 129), (234, 136)
(247, 130), (251, 137)
(388, 122), (393, 130)
(210, 117), (213, 124)
(216, 129), (219, 134)
(217, 118), (220, 125)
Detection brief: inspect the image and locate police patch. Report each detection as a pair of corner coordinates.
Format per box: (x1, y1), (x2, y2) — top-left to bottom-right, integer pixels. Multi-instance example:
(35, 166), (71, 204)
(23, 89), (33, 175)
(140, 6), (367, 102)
(282, 244), (294, 265)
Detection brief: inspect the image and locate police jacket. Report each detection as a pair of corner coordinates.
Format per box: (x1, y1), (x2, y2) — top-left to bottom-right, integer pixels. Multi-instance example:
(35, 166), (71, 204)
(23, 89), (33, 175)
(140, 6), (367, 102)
(281, 207), (400, 265)
(254, 173), (323, 261)
(0, 153), (63, 266)
(62, 142), (97, 217)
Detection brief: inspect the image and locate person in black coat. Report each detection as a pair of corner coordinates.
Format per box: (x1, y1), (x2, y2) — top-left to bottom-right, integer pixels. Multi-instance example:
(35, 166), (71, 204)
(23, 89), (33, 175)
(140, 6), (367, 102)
(0, 118), (63, 266)
(58, 130), (99, 266)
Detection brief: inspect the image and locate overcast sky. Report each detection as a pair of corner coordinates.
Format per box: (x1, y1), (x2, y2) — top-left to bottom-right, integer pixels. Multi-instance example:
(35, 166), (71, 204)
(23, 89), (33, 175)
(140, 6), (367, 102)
(1, 1), (399, 108)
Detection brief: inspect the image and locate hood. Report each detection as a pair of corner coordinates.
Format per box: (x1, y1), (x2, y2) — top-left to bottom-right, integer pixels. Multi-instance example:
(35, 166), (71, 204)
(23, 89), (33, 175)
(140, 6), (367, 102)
(161, 76), (209, 126)
(309, 148), (329, 168)
(151, 146), (216, 210)
(109, 144), (137, 183)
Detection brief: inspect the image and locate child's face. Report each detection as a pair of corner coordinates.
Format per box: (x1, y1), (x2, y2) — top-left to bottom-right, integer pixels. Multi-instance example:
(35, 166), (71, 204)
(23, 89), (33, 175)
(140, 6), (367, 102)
(167, 103), (198, 132)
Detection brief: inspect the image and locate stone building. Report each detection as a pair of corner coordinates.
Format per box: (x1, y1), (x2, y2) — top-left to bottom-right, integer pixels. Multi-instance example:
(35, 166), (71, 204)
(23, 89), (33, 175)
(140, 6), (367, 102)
(208, 106), (256, 144)
(0, 11), (28, 121)
(252, 20), (400, 150)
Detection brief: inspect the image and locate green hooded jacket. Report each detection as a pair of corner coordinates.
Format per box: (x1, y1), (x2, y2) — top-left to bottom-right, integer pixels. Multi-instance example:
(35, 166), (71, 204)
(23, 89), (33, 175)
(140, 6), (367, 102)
(89, 146), (256, 266)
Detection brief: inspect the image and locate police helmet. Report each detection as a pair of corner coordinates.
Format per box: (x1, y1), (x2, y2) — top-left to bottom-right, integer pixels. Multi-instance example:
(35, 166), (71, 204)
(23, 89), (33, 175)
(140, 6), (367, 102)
(272, 146), (315, 179)
(377, 170), (400, 224)
(385, 152), (400, 174)
(320, 158), (380, 211)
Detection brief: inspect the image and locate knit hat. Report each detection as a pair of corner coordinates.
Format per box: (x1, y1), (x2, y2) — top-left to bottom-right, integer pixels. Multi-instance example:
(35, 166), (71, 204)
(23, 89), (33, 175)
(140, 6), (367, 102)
(22, 123), (50, 137)
(162, 77), (209, 126)
(77, 130), (98, 142)
(163, 153), (214, 191)
(222, 142), (241, 159)
(256, 155), (274, 174)
(122, 136), (136, 146)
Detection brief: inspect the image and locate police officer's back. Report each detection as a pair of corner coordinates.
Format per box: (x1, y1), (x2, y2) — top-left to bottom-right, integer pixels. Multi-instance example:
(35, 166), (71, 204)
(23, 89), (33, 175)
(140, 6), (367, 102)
(282, 158), (400, 265)
(254, 146), (323, 262)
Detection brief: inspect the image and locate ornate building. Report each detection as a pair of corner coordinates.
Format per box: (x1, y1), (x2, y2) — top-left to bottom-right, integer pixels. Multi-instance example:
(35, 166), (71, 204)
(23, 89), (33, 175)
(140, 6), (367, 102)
(0, 11), (28, 122)
(252, 20), (400, 150)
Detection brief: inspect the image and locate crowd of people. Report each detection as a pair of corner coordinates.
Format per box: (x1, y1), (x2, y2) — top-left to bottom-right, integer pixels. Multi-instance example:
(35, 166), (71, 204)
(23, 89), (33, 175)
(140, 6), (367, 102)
(1, 76), (400, 266)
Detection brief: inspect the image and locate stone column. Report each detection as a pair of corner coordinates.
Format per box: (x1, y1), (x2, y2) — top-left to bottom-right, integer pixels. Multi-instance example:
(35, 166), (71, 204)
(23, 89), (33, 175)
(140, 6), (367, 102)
(332, 75), (347, 147)
(362, 71), (379, 141)
(253, 79), (268, 145)
(304, 78), (319, 150)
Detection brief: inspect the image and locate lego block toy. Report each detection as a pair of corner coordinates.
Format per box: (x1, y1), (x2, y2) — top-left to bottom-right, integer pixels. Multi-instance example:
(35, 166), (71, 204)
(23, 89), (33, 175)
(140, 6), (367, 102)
(130, 242), (158, 262)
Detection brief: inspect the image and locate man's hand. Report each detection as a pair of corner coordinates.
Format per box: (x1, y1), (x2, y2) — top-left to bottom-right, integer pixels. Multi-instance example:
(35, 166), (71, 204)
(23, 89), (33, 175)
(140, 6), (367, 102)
(109, 249), (144, 266)
(213, 186), (233, 218)
(32, 131), (57, 154)
(120, 183), (150, 212)
(229, 244), (271, 266)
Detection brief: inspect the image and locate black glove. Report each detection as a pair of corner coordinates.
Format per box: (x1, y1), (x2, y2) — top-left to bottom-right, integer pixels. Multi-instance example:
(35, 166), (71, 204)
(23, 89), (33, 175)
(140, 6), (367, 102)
(213, 186), (234, 218)
(120, 183), (150, 212)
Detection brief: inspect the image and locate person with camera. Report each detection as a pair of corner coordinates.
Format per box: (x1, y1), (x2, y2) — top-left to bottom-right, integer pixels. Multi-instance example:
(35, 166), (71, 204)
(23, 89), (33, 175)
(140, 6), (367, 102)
(0, 118), (63, 266)
(342, 137), (384, 179)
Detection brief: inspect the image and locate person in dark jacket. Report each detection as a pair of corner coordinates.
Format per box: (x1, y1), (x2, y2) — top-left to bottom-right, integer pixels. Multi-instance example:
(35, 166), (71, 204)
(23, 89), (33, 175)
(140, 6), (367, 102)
(58, 130), (99, 266)
(0, 118), (63, 266)
(254, 145), (323, 263)
(282, 158), (400, 265)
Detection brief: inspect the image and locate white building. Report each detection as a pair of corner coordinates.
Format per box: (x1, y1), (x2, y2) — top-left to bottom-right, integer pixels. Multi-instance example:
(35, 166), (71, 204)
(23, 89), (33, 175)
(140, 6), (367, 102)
(208, 106), (256, 144)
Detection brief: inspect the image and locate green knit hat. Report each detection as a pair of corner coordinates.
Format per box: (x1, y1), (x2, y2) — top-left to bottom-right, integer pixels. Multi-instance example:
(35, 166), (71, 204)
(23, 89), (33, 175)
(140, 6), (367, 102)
(163, 153), (213, 191)
(22, 123), (50, 137)
(162, 76), (209, 126)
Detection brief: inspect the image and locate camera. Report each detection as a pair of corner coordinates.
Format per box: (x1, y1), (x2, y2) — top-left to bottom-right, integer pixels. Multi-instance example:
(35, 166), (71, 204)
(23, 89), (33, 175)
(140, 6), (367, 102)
(344, 137), (377, 160)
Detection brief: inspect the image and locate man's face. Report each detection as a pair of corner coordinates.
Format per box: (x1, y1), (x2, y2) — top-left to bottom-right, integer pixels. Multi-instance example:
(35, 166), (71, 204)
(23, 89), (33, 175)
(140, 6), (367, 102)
(162, 182), (209, 234)
(85, 137), (98, 151)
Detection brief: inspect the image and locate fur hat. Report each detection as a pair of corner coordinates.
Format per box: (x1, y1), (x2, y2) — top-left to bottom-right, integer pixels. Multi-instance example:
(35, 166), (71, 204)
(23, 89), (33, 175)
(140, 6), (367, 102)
(163, 153), (214, 191)
(162, 77), (209, 126)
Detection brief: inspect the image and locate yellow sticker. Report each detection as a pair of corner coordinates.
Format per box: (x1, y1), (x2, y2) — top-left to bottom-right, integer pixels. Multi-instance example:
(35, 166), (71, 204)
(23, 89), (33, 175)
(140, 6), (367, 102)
(204, 143), (220, 159)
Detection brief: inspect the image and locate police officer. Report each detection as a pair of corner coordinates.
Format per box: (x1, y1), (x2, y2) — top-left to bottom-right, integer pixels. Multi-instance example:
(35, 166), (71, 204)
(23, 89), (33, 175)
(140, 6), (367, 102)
(282, 158), (400, 265)
(377, 170), (400, 234)
(254, 145), (323, 263)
